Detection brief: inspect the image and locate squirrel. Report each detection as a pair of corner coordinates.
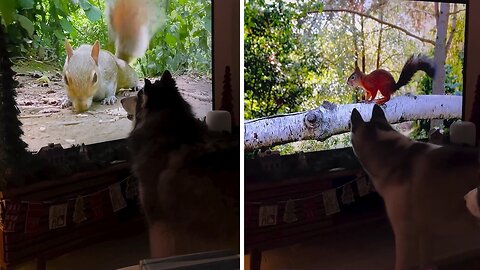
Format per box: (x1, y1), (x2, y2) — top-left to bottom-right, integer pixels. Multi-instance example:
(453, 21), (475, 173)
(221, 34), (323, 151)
(62, 0), (153, 113)
(347, 54), (436, 105)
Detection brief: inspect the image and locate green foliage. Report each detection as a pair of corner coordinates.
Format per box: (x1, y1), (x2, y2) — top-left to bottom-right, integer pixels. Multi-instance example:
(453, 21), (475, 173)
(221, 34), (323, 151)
(244, 0), (324, 119)
(1, 0), (105, 62)
(137, 0), (211, 76)
(410, 49), (463, 140)
(68, 1), (112, 55)
(245, 1), (466, 155)
(0, 0), (16, 25)
(2, 0), (211, 76)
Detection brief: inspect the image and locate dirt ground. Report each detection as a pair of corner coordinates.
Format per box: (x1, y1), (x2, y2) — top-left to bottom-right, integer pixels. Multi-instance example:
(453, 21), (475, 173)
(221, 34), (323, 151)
(14, 68), (212, 152)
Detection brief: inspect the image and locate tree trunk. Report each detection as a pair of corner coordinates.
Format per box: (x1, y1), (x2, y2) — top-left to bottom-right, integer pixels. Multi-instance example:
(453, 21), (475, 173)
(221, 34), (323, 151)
(376, 9), (384, 69)
(350, 13), (362, 103)
(352, 13), (359, 66)
(433, 3), (449, 95)
(360, 16), (366, 72)
(244, 95), (462, 151)
(431, 3), (450, 128)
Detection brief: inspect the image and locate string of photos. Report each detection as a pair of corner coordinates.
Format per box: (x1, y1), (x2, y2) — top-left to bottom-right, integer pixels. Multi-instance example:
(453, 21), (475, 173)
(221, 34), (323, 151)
(246, 173), (376, 227)
(0, 175), (139, 234)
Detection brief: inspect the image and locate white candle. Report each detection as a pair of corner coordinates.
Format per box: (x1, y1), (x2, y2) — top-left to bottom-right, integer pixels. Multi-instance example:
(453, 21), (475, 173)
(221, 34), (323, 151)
(206, 110), (231, 133)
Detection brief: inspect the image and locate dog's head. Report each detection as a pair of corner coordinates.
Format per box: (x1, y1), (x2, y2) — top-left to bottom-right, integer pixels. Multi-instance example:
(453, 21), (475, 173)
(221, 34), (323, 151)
(350, 105), (397, 169)
(121, 70), (194, 128)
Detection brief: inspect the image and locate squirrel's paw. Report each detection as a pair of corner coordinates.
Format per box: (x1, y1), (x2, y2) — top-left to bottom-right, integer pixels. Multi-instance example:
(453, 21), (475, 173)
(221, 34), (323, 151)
(61, 99), (72, 109)
(101, 96), (117, 105)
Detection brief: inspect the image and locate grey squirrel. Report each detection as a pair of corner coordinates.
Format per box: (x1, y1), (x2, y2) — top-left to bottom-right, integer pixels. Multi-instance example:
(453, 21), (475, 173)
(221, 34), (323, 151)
(62, 0), (154, 112)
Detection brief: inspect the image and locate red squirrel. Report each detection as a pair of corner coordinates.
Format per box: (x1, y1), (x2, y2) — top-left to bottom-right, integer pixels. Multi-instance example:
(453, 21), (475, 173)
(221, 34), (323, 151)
(347, 54), (436, 104)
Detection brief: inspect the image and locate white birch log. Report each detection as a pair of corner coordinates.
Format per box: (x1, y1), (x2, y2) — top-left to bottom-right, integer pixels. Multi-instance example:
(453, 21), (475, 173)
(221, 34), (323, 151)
(244, 94), (462, 151)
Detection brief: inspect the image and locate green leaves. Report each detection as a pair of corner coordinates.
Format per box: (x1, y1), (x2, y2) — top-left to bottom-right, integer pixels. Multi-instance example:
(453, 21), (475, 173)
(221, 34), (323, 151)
(0, 0), (16, 25)
(138, 0), (211, 76)
(165, 32), (177, 48)
(18, 0), (35, 9)
(244, 0), (321, 119)
(3, 0), (106, 62)
(83, 5), (102, 22)
(4, 0), (210, 77)
(14, 14), (34, 37)
(59, 18), (73, 33)
(204, 17), (211, 33)
(79, 0), (102, 22)
(53, 0), (69, 16)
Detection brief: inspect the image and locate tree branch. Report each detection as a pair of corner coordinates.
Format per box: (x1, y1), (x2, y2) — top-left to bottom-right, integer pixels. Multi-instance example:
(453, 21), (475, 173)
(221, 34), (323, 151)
(244, 95), (462, 150)
(312, 9), (435, 45)
(351, 13), (360, 68)
(380, 52), (403, 66)
(449, 8), (466, 15)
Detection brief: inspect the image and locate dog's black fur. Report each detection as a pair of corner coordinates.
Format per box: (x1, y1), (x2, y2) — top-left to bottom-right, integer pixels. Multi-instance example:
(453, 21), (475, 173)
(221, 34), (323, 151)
(128, 71), (239, 253)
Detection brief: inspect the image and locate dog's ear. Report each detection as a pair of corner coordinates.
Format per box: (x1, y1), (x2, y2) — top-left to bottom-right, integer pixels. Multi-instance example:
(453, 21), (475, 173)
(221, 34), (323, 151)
(350, 108), (364, 132)
(144, 78), (152, 86)
(143, 78), (155, 98)
(160, 70), (173, 82)
(160, 70), (177, 90)
(371, 104), (390, 127)
(137, 88), (148, 110)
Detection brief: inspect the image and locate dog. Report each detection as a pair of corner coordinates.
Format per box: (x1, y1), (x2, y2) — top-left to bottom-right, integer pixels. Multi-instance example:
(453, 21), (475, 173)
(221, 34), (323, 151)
(122, 71), (240, 257)
(123, 71), (239, 258)
(350, 104), (480, 270)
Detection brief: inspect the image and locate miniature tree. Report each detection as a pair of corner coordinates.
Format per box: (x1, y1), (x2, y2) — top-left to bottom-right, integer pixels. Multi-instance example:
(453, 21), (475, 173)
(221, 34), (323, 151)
(219, 65), (235, 126)
(469, 74), (480, 145)
(0, 24), (30, 188)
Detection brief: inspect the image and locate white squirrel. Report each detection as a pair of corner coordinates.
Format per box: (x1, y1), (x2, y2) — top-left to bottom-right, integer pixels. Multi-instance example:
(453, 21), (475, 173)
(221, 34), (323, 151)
(62, 0), (163, 112)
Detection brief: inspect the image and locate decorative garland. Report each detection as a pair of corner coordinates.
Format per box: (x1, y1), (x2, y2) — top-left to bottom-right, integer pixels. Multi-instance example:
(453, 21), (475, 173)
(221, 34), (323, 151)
(245, 173), (376, 227)
(1, 175), (138, 233)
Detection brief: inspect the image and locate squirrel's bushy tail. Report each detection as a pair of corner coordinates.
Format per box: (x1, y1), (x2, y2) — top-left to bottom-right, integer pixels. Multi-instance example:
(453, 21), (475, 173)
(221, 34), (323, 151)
(395, 54), (436, 91)
(106, 0), (167, 63)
